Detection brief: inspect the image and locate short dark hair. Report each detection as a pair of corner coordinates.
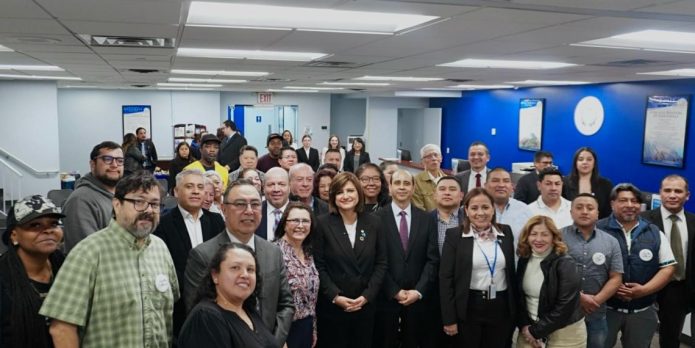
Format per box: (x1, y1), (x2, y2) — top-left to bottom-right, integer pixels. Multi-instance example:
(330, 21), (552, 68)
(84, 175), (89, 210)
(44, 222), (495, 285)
(486, 167), (510, 182)
(239, 145), (258, 157)
(114, 171), (162, 200)
(135, 127), (146, 134)
(223, 180), (259, 203)
(436, 175), (463, 191)
(281, 147), (296, 157)
(662, 174), (690, 192)
(318, 163), (339, 172)
(538, 167), (563, 182)
(349, 138), (366, 154)
(468, 141), (489, 154)
(314, 168), (337, 198)
(534, 151), (553, 162)
(302, 134), (311, 141)
(572, 192), (599, 205)
(610, 183), (643, 203)
(90, 141), (122, 160)
(223, 120), (237, 131)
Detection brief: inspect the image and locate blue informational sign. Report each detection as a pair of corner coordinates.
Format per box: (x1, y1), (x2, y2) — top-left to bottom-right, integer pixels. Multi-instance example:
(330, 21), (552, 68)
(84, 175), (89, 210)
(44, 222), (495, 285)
(256, 115), (262, 123)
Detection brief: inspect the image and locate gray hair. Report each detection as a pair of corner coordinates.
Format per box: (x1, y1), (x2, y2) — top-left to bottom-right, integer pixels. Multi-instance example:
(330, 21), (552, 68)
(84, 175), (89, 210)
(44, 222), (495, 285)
(289, 163), (314, 179)
(175, 169), (205, 186)
(390, 169), (414, 184)
(420, 144), (441, 158)
(203, 170), (222, 183)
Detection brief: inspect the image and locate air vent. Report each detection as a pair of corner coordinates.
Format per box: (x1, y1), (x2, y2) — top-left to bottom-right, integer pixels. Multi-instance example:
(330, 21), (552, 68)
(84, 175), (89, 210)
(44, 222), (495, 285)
(252, 78), (293, 82)
(78, 35), (175, 48)
(128, 69), (160, 74)
(302, 61), (366, 69)
(131, 84), (150, 88)
(445, 78), (473, 83)
(593, 59), (671, 67)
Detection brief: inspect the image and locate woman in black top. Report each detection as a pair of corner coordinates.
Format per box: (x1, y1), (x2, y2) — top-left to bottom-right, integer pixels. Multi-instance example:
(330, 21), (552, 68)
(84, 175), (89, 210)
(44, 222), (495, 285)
(563, 147), (613, 218)
(168, 141), (195, 193)
(343, 138), (371, 173)
(122, 133), (144, 176)
(178, 243), (279, 348)
(355, 163), (389, 212)
(0, 195), (65, 348)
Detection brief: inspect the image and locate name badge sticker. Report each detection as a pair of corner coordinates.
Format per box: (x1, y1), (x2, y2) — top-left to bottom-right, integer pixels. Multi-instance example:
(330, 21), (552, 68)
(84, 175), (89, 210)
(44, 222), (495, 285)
(639, 249), (653, 262)
(592, 252), (606, 265)
(155, 274), (170, 293)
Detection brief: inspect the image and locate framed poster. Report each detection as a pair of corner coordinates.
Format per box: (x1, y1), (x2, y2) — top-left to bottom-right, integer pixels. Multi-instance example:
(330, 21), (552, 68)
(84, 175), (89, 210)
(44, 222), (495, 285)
(122, 105), (152, 138)
(642, 96), (689, 168)
(518, 98), (544, 151)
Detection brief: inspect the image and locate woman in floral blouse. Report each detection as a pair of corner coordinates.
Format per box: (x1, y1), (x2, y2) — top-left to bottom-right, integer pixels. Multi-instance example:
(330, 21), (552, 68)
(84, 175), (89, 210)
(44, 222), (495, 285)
(274, 202), (319, 348)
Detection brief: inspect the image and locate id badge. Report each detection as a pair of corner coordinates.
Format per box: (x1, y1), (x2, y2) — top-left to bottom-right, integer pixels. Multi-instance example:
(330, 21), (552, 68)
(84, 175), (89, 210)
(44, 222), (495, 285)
(488, 284), (496, 299)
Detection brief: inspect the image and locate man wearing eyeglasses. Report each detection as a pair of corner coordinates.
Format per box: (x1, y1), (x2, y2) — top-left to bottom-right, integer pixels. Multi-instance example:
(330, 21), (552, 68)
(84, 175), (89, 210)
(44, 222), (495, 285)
(63, 141), (125, 252)
(514, 150), (554, 204)
(42, 171), (179, 348)
(289, 163), (329, 215)
(183, 180), (295, 347)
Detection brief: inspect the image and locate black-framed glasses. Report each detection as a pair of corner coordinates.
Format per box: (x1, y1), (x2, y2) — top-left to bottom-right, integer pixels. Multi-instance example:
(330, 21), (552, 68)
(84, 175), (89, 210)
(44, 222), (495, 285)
(224, 200), (262, 211)
(287, 218), (311, 226)
(359, 176), (380, 184)
(96, 155), (125, 166)
(122, 198), (162, 212)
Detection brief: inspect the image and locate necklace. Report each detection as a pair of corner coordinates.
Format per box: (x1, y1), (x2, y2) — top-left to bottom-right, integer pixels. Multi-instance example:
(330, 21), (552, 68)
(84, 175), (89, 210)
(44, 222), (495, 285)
(29, 268), (53, 299)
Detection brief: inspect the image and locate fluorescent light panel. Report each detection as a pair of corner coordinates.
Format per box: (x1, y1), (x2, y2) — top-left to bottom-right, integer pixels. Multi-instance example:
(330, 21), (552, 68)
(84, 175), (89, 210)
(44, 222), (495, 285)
(171, 69), (269, 76)
(637, 69), (695, 77)
(187, 2), (438, 35)
(573, 30), (695, 53)
(0, 64), (64, 71)
(158, 87), (215, 91)
(395, 91), (461, 97)
(284, 86), (345, 90)
(355, 75), (443, 82)
(507, 80), (588, 85)
(438, 58), (576, 69)
(0, 73), (79, 81)
(0, 45), (14, 52)
(169, 77), (246, 83)
(177, 48), (328, 62)
(157, 82), (222, 87)
(320, 81), (390, 86)
(267, 89), (318, 93)
(449, 84), (514, 90)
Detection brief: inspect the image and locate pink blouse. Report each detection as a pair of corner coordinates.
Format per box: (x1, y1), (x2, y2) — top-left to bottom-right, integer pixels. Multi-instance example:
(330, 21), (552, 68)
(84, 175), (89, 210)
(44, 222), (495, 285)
(276, 239), (319, 321)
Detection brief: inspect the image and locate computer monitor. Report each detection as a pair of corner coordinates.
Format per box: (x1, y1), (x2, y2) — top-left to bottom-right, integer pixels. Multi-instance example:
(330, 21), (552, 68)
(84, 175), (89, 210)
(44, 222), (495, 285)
(398, 148), (412, 161)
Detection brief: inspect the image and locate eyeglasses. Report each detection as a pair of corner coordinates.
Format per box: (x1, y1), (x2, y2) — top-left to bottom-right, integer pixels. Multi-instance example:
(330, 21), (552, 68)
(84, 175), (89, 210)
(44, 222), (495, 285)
(422, 153), (441, 160)
(122, 198), (162, 212)
(96, 155), (125, 166)
(359, 176), (381, 184)
(287, 218), (311, 226)
(224, 200), (262, 211)
(293, 177), (313, 184)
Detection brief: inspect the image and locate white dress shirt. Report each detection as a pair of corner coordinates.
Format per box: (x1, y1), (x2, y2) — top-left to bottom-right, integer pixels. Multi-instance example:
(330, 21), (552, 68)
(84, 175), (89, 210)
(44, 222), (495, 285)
(528, 197), (573, 229)
(660, 206), (689, 264)
(178, 206), (203, 248)
(467, 167), (488, 192)
(464, 226), (507, 291)
(391, 201), (412, 238)
(266, 201), (289, 241)
(227, 229), (256, 251)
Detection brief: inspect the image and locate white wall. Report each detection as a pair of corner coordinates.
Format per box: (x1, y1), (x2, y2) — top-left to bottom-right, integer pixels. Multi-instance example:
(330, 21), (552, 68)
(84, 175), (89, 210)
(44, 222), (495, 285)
(330, 95), (367, 147)
(366, 97), (429, 162)
(58, 89), (220, 174)
(220, 92), (331, 151)
(0, 81), (61, 196)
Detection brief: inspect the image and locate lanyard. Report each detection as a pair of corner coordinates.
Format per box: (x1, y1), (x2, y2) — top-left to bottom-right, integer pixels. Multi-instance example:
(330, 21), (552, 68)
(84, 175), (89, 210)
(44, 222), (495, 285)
(475, 239), (499, 283)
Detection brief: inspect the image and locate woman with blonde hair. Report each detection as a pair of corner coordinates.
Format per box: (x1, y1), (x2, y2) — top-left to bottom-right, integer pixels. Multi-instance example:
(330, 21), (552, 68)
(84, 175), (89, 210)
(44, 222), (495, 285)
(516, 215), (585, 348)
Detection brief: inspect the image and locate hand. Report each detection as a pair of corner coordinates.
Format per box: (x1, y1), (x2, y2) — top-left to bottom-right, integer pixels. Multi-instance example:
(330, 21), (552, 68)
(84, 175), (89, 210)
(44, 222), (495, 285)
(394, 290), (407, 302)
(624, 282), (647, 299)
(521, 326), (538, 345)
(616, 283), (644, 301)
(332, 296), (352, 310)
(443, 324), (458, 336)
(398, 290), (420, 306)
(345, 296), (367, 312)
(579, 293), (600, 315)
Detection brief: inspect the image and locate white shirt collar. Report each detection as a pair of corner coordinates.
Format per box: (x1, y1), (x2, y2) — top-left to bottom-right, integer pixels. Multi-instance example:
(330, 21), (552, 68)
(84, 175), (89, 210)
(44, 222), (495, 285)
(226, 230), (256, 251)
(660, 205), (685, 221)
(178, 205), (201, 221)
(391, 201), (412, 217)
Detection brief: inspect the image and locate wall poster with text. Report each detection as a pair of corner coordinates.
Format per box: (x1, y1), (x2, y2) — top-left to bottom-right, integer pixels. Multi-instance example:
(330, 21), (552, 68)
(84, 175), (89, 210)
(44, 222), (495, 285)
(518, 98), (544, 151)
(122, 105), (152, 139)
(642, 96), (689, 168)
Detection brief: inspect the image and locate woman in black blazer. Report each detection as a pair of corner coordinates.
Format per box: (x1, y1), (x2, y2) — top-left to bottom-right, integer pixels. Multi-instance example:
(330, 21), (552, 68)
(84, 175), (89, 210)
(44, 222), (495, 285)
(313, 172), (387, 348)
(562, 147), (613, 219)
(439, 188), (516, 348)
(343, 138), (371, 173)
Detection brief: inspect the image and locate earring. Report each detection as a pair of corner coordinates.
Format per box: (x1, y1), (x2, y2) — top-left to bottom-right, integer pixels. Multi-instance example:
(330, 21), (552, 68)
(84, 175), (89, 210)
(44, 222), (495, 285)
(12, 241), (18, 246)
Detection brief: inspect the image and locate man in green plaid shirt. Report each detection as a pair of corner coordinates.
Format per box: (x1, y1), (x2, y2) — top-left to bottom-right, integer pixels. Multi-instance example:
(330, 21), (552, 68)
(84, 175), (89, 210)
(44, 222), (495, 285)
(40, 172), (179, 347)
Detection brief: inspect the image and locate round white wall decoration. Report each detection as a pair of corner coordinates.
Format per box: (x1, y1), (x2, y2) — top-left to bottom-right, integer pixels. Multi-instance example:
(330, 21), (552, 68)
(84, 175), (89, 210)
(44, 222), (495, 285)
(574, 96), (604, 136)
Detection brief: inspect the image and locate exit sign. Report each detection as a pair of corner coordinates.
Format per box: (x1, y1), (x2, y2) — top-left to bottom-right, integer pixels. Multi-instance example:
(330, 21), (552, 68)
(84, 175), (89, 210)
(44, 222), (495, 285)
(257, 92), (272, 104)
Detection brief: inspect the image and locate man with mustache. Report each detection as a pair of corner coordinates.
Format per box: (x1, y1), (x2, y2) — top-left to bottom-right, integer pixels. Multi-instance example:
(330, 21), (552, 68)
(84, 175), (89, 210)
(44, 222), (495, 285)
(184, 134), (229, 188)
(528, 167), (573, 229)
(41, 172), (179, 348)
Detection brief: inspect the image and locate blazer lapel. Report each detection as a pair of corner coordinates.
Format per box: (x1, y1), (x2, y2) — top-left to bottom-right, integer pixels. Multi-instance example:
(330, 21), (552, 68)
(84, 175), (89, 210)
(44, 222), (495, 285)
(353, 216), (369, 259)
(406, 210), (425, 260)
(171, 208), (193, 250)
(327, 214), (358, 261)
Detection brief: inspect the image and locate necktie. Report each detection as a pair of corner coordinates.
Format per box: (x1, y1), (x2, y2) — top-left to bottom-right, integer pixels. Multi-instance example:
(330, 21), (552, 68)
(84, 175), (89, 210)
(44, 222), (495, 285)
(669, 215), (685, 280)
(273, 209), (282, 233)
(399, 211), (409, 252)
(475, 173), (482, 188)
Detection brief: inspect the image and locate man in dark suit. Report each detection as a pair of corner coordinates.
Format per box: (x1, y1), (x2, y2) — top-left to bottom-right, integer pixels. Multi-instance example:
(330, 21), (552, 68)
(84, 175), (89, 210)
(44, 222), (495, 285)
(183, 181), (295, 346)
(289, 163), (329, 215)
(296, 134), (320, 171)
(218, 120), (247, 172)
(136, 127), (158, 172)
(455, 141), (491, 192)
(514, 150), (553, 204)
(374, 169), (439, 348)
(255, 167), (290, 240)
(641, 174), (695, 348)
(153, 169), (225, 337)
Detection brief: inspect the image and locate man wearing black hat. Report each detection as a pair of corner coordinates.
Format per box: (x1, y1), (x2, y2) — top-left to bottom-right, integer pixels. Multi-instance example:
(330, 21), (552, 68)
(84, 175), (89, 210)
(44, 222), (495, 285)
(257, 133), (284, 173)
(184, 134), (229, 188)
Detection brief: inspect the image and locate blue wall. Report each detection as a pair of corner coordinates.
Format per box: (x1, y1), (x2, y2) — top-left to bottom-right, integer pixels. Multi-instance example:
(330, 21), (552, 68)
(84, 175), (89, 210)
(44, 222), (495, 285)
(431, 78), (695, 206)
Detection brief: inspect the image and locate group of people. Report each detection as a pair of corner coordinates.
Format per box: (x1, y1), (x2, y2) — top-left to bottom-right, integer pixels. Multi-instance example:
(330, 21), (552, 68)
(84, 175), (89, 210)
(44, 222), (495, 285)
(0, 125), (692, 348)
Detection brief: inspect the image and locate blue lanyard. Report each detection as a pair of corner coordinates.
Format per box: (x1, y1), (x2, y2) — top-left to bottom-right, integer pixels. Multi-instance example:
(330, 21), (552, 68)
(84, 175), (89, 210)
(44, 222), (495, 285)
(475, 239), (499, 283)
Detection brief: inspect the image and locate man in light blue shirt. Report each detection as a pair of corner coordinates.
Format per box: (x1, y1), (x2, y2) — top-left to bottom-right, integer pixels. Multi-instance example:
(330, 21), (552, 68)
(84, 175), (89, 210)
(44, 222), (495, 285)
(485, 167), (533, 246)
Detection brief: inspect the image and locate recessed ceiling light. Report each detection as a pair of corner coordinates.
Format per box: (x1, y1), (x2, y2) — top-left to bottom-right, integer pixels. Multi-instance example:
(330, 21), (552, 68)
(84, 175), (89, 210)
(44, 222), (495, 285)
(354, 76), (444, 82)
(448, 84), (514, 90)
(395, 90), (461, 97)
(171, 69), (269, 76)
(267, 89), (318, 93)
(320, 81), (390, 86)
(157, 82), (222, 88)
(637, 69), (695, 77)
(284, 86), (345, 90)
(177, 48), (328, 62)
(573, 30), (695, 53)
(438, 58), (577, 69)
(158, 87), (215, 91)
(0, 73), (80, 81)
(0, 45), (13, 52)
(186, 2), (439, 35)
(0, 64), (64, 71)
(169, 77), (246, 83)
(507, 80), (588, 85)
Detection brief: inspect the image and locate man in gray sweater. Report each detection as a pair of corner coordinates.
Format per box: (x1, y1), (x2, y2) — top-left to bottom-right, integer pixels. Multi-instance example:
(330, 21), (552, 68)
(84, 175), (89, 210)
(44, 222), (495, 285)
(63, 141), (124, 252)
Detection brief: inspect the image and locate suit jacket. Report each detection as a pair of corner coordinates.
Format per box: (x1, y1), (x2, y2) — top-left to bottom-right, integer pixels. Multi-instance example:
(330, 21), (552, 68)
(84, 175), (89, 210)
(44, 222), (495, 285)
(377, 204), (439, 310)
(563, 175), (614, 219)
(439, 224), (517, 325)
(514, 171), (540, 204)
(153, 207), (224, 334)
(183, 232), (295, 345)
(297, 147), (320, 172)
(218, 132), (247, 171)
(313, 212), (388, 304)
(138, 139), (158, 168)
(343, 151), (371, 173)
(455, 168), (491, 193)
(641, 208), (695, 293)
(255, 201), (289, 240)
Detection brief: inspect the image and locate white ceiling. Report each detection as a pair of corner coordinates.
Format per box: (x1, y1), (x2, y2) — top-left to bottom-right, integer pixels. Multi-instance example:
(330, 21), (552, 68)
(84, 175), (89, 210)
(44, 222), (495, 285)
(2, 0), (695, 93)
